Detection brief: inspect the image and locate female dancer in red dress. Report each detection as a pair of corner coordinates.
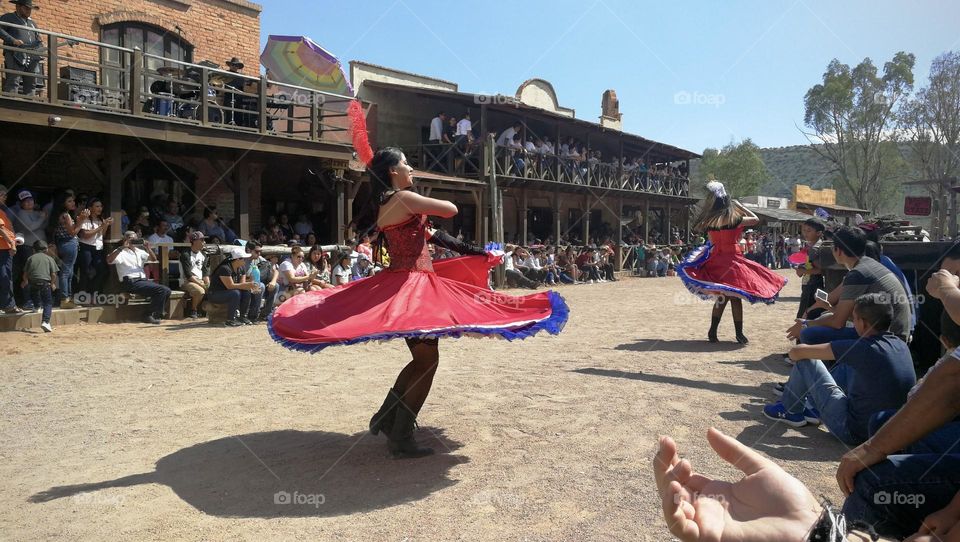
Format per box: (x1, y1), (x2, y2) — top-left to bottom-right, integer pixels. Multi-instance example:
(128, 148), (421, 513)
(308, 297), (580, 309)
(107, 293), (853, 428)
(676, 181), (786, 344)
(269, 147), (568, 458)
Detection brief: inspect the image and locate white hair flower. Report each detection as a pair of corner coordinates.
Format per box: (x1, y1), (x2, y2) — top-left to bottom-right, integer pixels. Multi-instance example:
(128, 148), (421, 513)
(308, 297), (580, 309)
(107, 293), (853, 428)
(705, 181), (727, 199)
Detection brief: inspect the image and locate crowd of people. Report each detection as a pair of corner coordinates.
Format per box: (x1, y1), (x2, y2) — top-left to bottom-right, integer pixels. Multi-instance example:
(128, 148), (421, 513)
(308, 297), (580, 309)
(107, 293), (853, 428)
(424, 111), (690, 193)
(656, 216), (960, 541)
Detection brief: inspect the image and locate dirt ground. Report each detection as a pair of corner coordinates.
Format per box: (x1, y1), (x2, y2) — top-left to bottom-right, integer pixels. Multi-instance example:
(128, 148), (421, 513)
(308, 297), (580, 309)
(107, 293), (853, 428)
(1, 270), (848, 541)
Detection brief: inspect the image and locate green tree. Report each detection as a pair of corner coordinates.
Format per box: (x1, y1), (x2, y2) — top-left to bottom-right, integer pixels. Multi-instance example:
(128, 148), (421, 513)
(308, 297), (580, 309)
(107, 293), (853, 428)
(694, 139), (770, 198)
(899, 51), (960, 235)
(802, 52), (915, 212)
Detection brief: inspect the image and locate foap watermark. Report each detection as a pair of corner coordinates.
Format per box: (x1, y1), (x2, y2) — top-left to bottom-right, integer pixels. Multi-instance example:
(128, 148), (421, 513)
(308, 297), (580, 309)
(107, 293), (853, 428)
(474, 93), (520, 108)
(274, 490), (325, 508)
(874, 490), (925, 508)
(72, 492), (125, 506)
(473, 291), (523, 308)
(674, 492), (728, 506)
(673, 90), (726, 108)
(74, 291), (127, 308)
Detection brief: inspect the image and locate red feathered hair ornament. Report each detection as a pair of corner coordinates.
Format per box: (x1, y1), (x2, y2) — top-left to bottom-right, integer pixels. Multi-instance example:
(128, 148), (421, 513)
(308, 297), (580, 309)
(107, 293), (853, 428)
(347, 100), (374, 166)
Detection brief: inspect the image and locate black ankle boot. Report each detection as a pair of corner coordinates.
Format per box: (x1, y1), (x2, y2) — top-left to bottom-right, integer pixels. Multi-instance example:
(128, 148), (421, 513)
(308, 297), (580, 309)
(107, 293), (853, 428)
(369, 388), (404, 436)
(387, 399), (434, 459)
(734, 320), (749, 344)
(708, 316), (721, 343)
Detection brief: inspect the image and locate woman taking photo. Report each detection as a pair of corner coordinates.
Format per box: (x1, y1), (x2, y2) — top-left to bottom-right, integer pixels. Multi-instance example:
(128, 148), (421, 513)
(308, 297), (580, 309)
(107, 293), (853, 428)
(305, 245), (334, 289)
(76, 198), (112, 301)
(676, 180), (786, 344)
(269, 147), (568, 459)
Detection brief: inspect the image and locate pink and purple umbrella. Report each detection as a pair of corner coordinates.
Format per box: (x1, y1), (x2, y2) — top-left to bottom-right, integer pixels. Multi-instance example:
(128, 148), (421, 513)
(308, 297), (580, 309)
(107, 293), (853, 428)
(260, 35), (353, 96)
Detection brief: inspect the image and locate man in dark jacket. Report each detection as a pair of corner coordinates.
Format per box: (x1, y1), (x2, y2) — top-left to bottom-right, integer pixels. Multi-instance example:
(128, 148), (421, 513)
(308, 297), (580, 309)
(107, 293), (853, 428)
(0, 0), (42, 95)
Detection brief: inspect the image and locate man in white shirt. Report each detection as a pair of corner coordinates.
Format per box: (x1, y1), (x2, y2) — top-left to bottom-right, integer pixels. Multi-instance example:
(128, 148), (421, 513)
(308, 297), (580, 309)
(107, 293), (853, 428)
(503, 244), (538, 289)
(497, 122), (522, 147)
(178, 231), (208, 318)
(522, 249), (547, 282)
(455, 112), (472, 139)
(106, 231), (171, 324)
(146, 220), (174, 245)
(428, 112), (446, 144)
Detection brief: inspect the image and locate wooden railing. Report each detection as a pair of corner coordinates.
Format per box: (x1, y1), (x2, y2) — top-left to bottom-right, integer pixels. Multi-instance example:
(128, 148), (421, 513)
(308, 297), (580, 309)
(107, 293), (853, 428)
(0, 21), (355, 145)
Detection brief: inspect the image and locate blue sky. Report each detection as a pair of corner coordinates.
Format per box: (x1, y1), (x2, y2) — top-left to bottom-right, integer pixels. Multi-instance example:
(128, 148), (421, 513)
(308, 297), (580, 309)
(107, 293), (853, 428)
(260, 0), (960, 154)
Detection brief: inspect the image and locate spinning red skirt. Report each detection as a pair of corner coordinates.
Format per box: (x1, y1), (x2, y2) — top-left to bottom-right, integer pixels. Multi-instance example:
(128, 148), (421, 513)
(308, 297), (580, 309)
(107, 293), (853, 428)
(676, 225), (786, 304)
(269, 215), (569, 352)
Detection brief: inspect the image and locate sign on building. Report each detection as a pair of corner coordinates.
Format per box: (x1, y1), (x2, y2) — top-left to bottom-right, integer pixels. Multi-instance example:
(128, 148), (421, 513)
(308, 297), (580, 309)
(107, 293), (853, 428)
(904, 196), (932, 216)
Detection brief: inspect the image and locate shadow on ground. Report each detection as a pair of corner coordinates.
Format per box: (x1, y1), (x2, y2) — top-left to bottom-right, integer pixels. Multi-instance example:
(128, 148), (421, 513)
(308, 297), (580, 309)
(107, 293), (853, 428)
(572, 367), (765, 397)
(723, 404), (847, 462)
(29, 428), (466, 517)
(614, 339), (745, 353)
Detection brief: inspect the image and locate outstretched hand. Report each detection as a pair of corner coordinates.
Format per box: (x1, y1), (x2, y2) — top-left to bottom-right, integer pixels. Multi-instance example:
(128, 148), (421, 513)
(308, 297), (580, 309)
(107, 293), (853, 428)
(653, 427), (822, 542)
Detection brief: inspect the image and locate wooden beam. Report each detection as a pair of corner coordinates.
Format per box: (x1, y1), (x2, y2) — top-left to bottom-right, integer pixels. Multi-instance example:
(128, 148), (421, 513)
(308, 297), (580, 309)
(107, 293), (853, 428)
(553, 188), (561, 243)
(521, 188), (528, 246)
(644, 198), (650, 243)
(78, 152), (106, 184)
(107, 138), (122, 240)
(234, 163), (250, 240)
(120, 155), (144, 180)
(616, 197), (624, 271)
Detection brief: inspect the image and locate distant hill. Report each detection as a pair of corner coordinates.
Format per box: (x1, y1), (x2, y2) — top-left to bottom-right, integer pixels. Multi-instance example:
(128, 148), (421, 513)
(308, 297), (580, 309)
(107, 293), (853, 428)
(690, 144), (838, 199)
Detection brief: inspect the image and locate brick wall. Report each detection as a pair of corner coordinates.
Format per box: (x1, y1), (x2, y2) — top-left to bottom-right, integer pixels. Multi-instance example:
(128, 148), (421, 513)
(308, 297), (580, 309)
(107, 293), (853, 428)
(30, 0), (262, 77)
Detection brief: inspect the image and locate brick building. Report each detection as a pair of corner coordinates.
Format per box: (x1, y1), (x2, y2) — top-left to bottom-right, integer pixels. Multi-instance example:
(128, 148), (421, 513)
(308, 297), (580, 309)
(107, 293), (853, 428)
(0, 0), (359, 251)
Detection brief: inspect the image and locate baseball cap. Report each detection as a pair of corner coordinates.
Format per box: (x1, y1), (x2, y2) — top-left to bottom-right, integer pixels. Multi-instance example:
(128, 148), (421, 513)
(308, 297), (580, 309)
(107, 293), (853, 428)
(189, 231), (205, 241)
(17, 190), (32, 201)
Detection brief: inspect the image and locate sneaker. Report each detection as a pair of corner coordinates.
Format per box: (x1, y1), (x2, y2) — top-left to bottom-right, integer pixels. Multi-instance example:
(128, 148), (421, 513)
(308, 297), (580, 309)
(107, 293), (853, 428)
(60, 299), (76, 309)
(225, 318), (244, 327)
(2, 305), (23, 314)
(783, 354), (794, 365)
(241, 317), (254, 325)
(40, 322), (52, 333)
(762, 402), (808, 428)
(188, 310), (199, 320)
(773, 382), (785, 397)
(144, 314), (161, 325)
(803, 407), (822, 425)
(26, 306), (38, 313)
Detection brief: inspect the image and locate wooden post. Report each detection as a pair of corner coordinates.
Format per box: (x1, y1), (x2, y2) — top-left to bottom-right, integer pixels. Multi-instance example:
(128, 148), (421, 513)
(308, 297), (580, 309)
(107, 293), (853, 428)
(666, 203), (672, 244)
(310, 91), (320, 141)
(336, 179), (345, 244)
(582, 195), (590, 244)
(487, 134), (504, 285)
(644, 199), (650, 243)
(129, 49), (142, 115)
(46, 34), (58, 105)
(233, 163), (250, 240)
(585, 132), (592, 186)
(160, 245), (170, 286)
(521, 188), (528, 246)
(555, 124), (562, 181)
(200, 67), (210, 125)
(471, 190), (483, 243)
(618, 137), (624, 188)
(615, 198), (624, 271)
(553, 189), (561, 243)
(258, 75), (269, 135)
(107, 139), (122, 240)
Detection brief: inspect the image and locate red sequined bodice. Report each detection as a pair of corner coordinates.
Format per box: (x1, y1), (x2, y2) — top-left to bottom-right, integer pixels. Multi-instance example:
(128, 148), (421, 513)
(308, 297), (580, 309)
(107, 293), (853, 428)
(381, 214), (434, 272)
(707, 225), (744, 255)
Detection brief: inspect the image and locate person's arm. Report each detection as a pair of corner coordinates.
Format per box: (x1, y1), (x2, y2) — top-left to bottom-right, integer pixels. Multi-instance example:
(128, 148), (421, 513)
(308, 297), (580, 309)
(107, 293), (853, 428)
(106, 241), (129, 265)
(789, 342), (836, 361)
(142, 242), (157, 263)
(219, 271), (253, 291)
(837, 353), (960, 495)
(928, 270), (960, 324)
(734, 201), (760, 228)
(50, 271), (57, 291)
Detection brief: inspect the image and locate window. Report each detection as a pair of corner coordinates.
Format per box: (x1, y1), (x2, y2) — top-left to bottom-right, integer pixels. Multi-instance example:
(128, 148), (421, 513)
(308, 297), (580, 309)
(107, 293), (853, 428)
(100, 22), (193, 98)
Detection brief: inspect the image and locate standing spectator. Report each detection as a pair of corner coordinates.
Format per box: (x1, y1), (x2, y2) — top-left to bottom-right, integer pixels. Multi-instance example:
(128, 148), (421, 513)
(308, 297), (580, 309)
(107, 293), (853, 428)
(20, 239), (57, 332)
(77, 198), (112, 299)
(331, 252), (352, 286)
(47, 191), (81, 308)
(106, 231), (170, 325)
(147, 220), (174, 245)
(0, 0), (41, 95)
(428, 111), (446, 145)
(178, 231), (208, 319)
(10, 189), (45, 309)
(0, 184), (21, 313)
(496, 122), (522, 147)
(207, 248), (261, 327)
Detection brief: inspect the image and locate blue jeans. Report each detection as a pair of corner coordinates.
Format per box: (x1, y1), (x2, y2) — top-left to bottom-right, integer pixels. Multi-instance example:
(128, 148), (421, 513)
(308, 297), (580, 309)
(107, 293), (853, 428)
(799, 324), (858, 345)
(0, 249), (13, 309)
(29, 281), (53, 323)
(869, 409), (960, 455)
(120, 278), (171, 319)
(843, 453), (960, 539)
(77, 243), (107, 298)
(207, 288), (261, 320)
(781, 359), (860, 445)
(56, 238), (78, 302)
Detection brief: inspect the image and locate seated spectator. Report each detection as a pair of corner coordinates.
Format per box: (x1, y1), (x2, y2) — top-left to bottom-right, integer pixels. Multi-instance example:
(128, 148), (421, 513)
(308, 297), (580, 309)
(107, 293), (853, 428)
(255, 252), (281, 320)
(351, 254), (374, 281)
(304, 232), (317, 248)
(279, 246), (317, 296)
(147, 220), (174, 245)
(20, 240), (57, 332)
(241, 241), (269, 323)
(106, 231), (171, 325)
(293, 214), (313, 238)
(178, 231), (209, 319)
(577, 247), (601, 283)
(557, 247), (579, 283)
(199, 207), (226, 241)
(786, 226), (911, 344)
(162, 199), (184, 233)
(522, 248), (547, 283)
(331, 253), (352, 286)
(764, 293), (916, 445)
(278, 213), (295, 241)
(207, 247), (262, 327)
(598, 246), (617, 281)
(502, 244), (538, 289)
(305, 245), (334, 289)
